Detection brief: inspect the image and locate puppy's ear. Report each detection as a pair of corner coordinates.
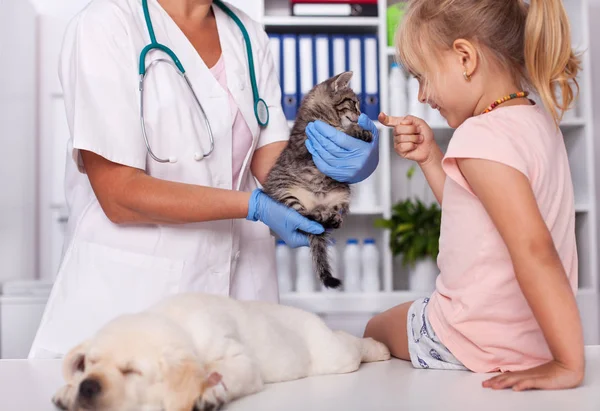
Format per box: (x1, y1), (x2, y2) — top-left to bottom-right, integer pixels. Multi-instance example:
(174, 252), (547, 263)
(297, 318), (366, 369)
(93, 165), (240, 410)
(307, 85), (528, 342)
(62, 340), (90, 382)
(202, 371), (222, 389)
(161, 353), (204, 411)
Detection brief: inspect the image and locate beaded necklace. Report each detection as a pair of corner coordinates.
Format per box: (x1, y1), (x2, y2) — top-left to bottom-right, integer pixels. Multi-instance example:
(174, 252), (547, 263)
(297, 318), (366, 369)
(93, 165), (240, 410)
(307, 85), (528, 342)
(481, 91), (529, 114)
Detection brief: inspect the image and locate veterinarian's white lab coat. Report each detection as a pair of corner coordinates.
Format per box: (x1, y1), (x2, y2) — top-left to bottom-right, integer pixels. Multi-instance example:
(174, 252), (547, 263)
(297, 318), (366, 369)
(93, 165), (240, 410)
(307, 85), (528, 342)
(28, 0), (289, 359)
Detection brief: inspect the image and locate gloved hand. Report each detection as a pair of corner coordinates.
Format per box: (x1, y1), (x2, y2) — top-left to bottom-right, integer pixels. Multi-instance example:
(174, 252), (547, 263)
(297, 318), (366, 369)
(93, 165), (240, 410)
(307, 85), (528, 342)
(247, 189), (324, 248)
(304, 113), (379, 184)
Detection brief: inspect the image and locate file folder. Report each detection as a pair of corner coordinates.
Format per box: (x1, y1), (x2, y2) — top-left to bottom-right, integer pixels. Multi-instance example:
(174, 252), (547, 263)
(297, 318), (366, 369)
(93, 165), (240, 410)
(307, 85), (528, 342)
(347, 35), (363, 105)
(331, 35), (348, 78)
(362, 34), (380, 119)
(298, 34), (315, 101)
(281, 34), (298, 120)
(314, 34), (330, 84)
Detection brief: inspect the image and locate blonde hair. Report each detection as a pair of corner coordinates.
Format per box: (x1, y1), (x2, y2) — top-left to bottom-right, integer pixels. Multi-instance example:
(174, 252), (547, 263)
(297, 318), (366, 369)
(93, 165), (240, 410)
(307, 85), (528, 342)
(396, 0), (581, 126)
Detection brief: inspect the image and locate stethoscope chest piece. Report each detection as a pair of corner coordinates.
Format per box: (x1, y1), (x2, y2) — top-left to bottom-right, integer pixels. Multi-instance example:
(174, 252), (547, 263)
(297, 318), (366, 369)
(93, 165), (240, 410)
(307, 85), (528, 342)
(255, 99), (269, 127)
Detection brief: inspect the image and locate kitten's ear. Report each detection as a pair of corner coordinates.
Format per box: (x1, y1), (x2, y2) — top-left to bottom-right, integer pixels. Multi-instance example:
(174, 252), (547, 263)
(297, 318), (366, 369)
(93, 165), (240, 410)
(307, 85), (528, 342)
(331, 71), (353, 91)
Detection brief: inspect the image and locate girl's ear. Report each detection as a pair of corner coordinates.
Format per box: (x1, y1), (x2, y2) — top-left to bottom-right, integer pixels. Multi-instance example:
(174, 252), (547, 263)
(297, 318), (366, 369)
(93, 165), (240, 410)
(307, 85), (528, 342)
(452, 39), (479, 79)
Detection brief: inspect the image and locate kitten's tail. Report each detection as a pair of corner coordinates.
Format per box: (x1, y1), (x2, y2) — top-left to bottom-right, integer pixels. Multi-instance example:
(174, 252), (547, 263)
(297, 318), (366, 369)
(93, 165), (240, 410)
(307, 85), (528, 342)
(309, 233), (342, 289)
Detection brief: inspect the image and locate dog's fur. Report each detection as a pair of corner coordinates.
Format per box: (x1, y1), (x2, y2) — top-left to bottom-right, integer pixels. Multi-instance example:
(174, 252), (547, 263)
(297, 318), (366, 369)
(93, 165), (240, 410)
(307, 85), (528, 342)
(53, 293), (390, 411)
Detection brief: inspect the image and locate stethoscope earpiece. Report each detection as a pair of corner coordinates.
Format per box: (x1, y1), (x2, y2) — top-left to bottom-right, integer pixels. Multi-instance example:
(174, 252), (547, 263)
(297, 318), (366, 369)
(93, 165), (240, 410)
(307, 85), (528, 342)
(194, 152), (204, 161)
(168, 156), (178, 164)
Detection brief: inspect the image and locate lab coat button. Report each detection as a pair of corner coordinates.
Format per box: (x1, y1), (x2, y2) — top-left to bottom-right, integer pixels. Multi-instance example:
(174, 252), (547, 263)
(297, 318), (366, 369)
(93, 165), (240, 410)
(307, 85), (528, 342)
(238, 81), (245, 90)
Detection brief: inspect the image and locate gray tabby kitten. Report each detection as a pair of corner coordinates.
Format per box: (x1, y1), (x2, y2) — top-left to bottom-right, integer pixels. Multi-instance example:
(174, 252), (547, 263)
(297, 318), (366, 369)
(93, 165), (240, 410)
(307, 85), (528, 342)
(263, 71), (373, 288)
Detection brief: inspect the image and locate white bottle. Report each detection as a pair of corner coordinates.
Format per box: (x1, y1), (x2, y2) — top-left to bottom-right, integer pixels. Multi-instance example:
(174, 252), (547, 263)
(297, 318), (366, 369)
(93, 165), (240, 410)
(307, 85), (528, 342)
(275, 239), (293, 293)
(343, 239), (362, 292)
(352, 172), (378, 210)
(321, 239), (340, 293)
(295, 246), (315, 292)
(361, 238), (381, 292)
(408, 76), (426, 119)
(389, 62), (407, 117)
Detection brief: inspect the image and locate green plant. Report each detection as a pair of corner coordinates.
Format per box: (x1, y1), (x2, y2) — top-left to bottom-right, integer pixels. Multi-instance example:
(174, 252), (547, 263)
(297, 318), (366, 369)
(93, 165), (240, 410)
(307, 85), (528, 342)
(374, 166), (441, 267)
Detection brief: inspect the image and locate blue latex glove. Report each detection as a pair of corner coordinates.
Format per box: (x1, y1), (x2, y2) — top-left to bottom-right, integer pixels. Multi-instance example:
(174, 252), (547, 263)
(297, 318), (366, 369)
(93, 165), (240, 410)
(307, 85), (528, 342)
(304, 113), (379, 184)
(247, 189), (324, 248)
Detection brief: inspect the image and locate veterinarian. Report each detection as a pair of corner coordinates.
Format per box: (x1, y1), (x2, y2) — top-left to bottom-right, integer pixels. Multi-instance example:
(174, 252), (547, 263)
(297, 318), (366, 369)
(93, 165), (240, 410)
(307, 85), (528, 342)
(29, 0), (380, 359)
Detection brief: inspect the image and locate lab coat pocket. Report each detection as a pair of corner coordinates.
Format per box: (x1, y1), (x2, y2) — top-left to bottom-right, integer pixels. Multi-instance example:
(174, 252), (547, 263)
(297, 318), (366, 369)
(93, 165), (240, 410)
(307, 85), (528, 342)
(231, 235), (278, 302)
(42, 241), (184, 352)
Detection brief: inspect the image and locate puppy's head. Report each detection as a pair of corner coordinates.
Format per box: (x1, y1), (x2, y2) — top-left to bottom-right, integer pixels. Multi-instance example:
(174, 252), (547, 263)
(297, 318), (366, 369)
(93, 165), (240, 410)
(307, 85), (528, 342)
(56, 313), (222, 411)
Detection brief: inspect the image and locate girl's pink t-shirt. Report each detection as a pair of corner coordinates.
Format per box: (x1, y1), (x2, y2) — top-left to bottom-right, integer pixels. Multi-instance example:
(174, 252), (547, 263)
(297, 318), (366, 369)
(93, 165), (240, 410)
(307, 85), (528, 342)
(428, 104), (578, 373)
(210, 54), (253, 186)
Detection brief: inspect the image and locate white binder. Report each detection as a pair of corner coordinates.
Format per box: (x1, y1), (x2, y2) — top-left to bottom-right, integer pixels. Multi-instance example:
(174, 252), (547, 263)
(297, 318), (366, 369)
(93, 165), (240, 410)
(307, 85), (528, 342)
(363, 34), (379, 119)
(314, 34), (330, 84)
(348, 35), (363, 98)
(331, 35), (347, 76)
(298, 34), (315, 100)
(282, 34), (298, 120)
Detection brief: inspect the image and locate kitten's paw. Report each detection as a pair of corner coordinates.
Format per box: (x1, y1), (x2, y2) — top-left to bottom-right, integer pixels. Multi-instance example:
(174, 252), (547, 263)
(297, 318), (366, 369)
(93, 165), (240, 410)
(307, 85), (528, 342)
(345, 124), (373, 143)
(357, 129), (374, 143)
(324, 213), (343, 229)
(195, 382), (229, 411)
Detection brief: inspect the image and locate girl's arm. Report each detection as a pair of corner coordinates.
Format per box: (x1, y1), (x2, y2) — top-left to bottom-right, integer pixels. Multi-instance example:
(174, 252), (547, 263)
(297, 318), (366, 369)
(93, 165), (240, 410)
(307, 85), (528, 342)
(379, 114), (446, 204)
(418, 146), (446, 204)
(457, 157), (585, 391)
(81, 150), (251, 225)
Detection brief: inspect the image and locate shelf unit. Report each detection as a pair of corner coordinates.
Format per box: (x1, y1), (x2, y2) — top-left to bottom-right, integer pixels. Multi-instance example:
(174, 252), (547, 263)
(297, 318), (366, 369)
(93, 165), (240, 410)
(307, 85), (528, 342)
(257, 0), (598, 320)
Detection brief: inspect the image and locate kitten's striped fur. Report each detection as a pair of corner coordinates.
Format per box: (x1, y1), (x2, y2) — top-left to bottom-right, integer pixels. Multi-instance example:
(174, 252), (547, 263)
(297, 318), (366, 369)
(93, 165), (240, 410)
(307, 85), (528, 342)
(263, 72), (373, 288)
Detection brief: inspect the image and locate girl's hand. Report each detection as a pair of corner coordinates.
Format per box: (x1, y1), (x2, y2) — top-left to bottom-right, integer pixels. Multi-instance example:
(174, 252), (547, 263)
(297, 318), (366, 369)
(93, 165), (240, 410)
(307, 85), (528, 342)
(378, 112), (437, 165)
(482, 360), (584, 391)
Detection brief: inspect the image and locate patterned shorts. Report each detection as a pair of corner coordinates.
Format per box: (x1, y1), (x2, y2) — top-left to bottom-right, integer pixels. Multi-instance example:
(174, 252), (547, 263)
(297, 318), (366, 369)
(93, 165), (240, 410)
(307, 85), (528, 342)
(407, 297), (468, 371)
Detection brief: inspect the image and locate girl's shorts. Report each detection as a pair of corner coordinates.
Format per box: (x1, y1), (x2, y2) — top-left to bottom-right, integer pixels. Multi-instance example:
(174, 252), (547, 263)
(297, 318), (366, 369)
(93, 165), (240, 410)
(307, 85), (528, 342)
(407, 297), (468, 371)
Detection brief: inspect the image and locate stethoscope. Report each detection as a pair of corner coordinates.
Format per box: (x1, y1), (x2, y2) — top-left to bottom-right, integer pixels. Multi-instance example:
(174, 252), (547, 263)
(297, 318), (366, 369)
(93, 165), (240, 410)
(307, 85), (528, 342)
(139, 0), (270, 163)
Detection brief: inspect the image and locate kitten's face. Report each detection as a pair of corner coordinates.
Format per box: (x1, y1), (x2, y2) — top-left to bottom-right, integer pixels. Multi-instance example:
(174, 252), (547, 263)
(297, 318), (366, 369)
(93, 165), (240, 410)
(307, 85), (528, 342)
(302, 71), (361, 128)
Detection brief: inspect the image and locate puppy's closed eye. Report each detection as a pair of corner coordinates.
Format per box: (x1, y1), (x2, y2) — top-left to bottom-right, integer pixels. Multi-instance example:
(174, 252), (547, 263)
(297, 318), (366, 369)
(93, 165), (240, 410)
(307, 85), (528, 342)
(120, 367), (142, 376)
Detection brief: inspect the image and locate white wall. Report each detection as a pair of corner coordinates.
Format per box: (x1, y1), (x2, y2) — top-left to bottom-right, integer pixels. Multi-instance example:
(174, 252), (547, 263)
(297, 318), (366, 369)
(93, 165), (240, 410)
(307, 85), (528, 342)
(0, 0), (38, 282)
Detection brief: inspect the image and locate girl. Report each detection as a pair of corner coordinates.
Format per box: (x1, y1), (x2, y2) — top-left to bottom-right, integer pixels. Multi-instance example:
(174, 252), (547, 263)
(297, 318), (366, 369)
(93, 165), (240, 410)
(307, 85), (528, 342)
(364, 0), (585, 390)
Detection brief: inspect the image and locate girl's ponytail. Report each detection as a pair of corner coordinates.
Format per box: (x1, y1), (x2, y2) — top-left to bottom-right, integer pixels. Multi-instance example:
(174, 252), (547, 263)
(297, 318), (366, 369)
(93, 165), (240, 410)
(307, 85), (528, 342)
(524, 0), (581, 126)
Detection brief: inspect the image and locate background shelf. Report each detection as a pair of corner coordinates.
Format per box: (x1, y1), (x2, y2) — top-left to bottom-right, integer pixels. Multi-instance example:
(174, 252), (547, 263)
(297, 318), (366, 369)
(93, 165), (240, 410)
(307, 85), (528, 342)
(263, 16), (379, 27)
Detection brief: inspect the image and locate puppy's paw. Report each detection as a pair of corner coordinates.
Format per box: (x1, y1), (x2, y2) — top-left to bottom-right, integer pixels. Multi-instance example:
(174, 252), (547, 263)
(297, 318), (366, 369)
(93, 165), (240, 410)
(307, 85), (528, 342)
(52, 384), (73, 410)
(361, 337), (391, 362)
(194, 382), (229, 411)
(373, 339), (391, 361)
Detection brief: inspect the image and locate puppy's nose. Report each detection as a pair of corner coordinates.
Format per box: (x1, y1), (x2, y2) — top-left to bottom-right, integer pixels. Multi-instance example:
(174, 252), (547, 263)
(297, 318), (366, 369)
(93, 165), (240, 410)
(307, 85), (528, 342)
(79, 378), (101, 400)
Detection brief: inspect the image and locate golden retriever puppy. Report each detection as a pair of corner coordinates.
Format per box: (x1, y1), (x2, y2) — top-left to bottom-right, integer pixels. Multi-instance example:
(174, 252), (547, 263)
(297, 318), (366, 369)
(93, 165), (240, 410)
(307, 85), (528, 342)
(52, 292), (390, 411)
